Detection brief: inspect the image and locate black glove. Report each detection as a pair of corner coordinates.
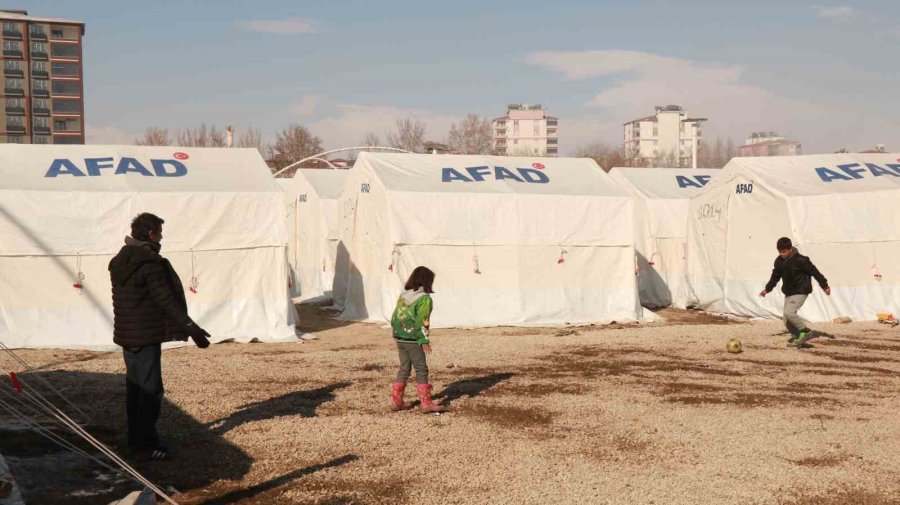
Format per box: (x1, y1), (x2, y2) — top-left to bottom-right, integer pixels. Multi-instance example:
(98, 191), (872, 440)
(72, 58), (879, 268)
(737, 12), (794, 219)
(186, 323), (211, 349)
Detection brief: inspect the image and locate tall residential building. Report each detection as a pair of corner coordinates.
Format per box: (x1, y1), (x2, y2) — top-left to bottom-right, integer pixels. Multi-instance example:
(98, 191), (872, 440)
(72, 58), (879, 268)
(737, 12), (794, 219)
(492, 104), (558, 157)
(624, 105), (705, 166)
(1, 9), (85, 145)
(736, 131), (801, 157)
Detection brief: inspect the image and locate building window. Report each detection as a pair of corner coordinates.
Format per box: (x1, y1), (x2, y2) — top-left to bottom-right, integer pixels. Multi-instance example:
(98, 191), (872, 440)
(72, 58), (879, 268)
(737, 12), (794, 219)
(513, 139), (518, 145)
(52, 99), (81, 113)
(653, 126), (658, 137)
(31, 42), (47, 53)
(51, 28), (64, 38)
(8, 135), (24, 144)
(52, 79), (81, 95)
(5, 78), (23, 90)
(33, 79), (48, 91)
(3, 40), (21, 51)
(2, 22), (17, 33)
(30, 24), (46, 36)
(533, 122), (539, 136)
(547, 138), (558, 145)
(8, 116), (23, 127)
(32, 61), (47, 72)
(4, 60), (20, 71)
(7, 97), (23, 108)
(34, 135), (51, 144)
(34, 116), (49, 128)
(33, 98), (48, 109)
(54, 135), (83, 144)
(547, 129), (557, 136)
(546, 120), (558, 127)
(51, 43), (80, 58)
(51, 61), (79, 77)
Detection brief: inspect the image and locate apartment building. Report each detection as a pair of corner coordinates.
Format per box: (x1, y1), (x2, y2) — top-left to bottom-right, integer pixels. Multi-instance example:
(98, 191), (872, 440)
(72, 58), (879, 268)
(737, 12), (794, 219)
(1, 9), (85, 144)
(624, 105), (705, 166)
(492, 104), (558, 157)
(736, 131), (801, 157)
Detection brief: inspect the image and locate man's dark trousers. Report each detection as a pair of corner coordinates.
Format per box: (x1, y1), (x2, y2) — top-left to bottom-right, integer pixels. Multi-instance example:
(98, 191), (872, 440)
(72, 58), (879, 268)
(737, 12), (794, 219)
(123, 344), (163, 451)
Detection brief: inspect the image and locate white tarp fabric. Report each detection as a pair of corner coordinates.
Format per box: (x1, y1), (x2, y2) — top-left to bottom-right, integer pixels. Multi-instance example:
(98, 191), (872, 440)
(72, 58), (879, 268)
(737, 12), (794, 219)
(609, 167), (718, 308)
(0, 145), (298, 349)
(686, 153), (900, 321)
(277, 169), (348, 303)
(335, 152), (642, 327)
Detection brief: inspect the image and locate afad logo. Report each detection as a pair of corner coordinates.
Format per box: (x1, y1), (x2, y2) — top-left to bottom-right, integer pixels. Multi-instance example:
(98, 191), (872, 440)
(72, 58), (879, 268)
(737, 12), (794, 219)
(815, 161), (900, 183)
(442, 163), (549, 184)
(676, 175), (711, 188)
(44, 152), (191, 178)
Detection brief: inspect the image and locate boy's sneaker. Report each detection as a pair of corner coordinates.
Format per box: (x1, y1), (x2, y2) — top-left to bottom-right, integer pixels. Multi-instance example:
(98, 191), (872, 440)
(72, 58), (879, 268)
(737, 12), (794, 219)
(789, 329), (812, 347)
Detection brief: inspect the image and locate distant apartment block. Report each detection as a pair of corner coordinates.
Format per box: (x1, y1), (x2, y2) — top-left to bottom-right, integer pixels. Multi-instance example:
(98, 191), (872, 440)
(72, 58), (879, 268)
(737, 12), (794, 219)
(1, 9), (85, 145)
(492, 104), (558, 157)
(624, 105), (705, 166)
(737, 132), (801, 157)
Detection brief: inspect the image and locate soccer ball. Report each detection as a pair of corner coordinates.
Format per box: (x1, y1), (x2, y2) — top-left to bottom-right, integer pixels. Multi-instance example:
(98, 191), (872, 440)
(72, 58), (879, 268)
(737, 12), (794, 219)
(727, 338), (742, 354)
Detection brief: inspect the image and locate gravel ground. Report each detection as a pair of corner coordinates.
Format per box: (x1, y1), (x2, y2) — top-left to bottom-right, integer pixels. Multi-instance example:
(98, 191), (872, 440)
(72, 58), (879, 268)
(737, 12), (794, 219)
(2, 306), (899, 505)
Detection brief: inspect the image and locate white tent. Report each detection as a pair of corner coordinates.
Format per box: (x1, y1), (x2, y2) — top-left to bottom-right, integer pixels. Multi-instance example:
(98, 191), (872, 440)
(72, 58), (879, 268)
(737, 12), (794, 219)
(0, 145), (298, 349)
(277, 169), (348, 303)
(335, 152), (641, 327)
(609, 167), (717, 308)
(686, 153), (900, 321)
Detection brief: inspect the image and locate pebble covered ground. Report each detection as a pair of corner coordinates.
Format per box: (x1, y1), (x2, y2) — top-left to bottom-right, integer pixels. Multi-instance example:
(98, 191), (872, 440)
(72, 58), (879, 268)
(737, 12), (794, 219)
(2, 306), (899, 505)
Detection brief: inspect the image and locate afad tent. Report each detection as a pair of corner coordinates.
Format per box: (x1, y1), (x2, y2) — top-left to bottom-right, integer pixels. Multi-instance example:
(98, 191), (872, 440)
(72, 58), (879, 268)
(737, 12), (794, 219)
(609, 167), (717, 308)
(334, 152), (642, 327)
(0, 145), (298, 349)
(277, 169), (348, 303)
(686, 154), (900, 321)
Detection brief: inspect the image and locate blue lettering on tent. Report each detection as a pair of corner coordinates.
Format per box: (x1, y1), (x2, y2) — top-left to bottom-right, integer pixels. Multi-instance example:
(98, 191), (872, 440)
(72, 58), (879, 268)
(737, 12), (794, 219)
(85, 157), (115, 176)
(115, 157), (153, 176)
(696, 175), (712, 186)
(838, 163), (866, 179)
(465, 166), (491, 182)
(888, 164), (900, 176)
(867, 163), (900, 177)
(518, 168), (549, 184)
(442, 167), (472, 182)
(151, 159), (187, 177)
(676, 175), (703, 188)
(494, 166), (524, 182)
(45, 159), (86, 177)
(815, 167), (852, 182)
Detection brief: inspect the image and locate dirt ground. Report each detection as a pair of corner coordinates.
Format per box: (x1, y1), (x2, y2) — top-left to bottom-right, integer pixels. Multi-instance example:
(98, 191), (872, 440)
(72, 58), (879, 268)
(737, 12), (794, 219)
(2, 306), (900, 505)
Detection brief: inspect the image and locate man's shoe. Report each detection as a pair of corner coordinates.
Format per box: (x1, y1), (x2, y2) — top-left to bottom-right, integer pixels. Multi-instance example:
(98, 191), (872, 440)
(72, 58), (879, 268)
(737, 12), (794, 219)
(789, 329), (812, 347)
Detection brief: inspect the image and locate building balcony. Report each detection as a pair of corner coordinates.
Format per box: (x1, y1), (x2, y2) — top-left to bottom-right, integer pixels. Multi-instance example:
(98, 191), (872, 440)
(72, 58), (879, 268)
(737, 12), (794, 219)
(3, 68), (24, 78)
(31, 70), (49, 79)
(31, 51), (49, 60)
(30, 32), (48, 42)
(3, 49), (23, 58)
(33, 126), (51, 135)
(2, 30), (22, 39)
(5, 124), (26, 133)
(32, 107), (50, 116)
(32, 89), (50, 98)
(5, 106), (25, 115)
(4, 87), (24, 96)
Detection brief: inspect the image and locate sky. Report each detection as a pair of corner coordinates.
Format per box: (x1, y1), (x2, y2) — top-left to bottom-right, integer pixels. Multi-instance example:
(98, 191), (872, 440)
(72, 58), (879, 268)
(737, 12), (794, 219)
(28, 0), (900, 154)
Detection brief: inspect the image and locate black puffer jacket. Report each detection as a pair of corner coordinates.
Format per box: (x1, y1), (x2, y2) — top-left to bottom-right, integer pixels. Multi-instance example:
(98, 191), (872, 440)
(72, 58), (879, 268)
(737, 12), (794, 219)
(765, 250), (829, 297)
(109, 239), (193, 348)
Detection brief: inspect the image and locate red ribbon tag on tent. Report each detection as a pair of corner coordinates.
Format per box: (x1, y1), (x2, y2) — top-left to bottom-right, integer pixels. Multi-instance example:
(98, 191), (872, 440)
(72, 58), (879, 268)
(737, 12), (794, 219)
(9, 372), (22, 394)
(557, 249), (568, 264)
(73, 272), (84, 290)
(189, 277), (199, 294)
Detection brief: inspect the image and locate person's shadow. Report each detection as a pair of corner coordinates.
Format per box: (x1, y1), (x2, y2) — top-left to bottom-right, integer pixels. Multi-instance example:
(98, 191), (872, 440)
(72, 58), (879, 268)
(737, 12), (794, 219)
(207, 382), (352, 435)
(432, 373), (514, 407)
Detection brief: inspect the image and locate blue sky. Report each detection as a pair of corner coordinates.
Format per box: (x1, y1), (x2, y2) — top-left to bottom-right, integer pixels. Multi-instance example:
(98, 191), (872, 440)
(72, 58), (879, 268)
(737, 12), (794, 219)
(29, 0), (900, 154)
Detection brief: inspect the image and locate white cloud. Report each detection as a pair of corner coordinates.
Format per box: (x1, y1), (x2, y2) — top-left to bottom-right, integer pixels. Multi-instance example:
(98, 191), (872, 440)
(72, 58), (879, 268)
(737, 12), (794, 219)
(85, 125), (138, 145)
(525, 49), (899, 154)
(291, 94), (321, 117)
(309, 103), (458, 149)
(816, 5), (854, 19)
(241, 18), (324, 34)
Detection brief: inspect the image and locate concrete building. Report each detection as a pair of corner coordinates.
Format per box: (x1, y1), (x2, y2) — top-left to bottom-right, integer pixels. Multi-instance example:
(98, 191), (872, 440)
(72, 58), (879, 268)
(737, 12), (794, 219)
(624, 105), (705, 167)
(736, 132), (801, 157)
(1, 9), (85, 145)
(492, 104), (558, 157)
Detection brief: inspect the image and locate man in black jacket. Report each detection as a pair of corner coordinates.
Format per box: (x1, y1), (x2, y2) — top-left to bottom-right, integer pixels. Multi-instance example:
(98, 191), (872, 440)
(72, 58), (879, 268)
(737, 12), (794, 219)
(109, 213), (211, 461)
(759, 237), (831, 348)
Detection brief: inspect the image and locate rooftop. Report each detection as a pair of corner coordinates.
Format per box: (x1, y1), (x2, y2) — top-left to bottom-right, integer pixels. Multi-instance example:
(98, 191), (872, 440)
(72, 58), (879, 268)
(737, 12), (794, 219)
(0, 9), (85, 28)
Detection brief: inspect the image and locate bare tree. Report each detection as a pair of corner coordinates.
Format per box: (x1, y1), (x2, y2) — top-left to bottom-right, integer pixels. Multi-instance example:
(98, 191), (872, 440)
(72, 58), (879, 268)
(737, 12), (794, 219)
(135, 127), (171, 146)
(266, 124), (324, 174)
(174, 124), (227, 147)
(447, 114), (494, 155)
(236, 126), (263, 152)
(575, 142), (633, 172)
(387, 118), (426, 153)
(697, 136), (736, 168)
(361, 132), (381, 147)
(652, 149), (681, 168)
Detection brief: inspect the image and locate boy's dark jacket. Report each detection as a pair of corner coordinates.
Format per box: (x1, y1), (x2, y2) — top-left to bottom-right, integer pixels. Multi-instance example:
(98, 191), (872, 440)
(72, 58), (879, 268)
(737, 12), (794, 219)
(109, 237), (193, 348)
(765, 250), (829, 296)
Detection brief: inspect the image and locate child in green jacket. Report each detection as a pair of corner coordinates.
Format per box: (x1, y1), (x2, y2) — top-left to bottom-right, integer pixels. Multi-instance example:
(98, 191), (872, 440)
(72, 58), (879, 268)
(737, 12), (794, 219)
(390, 266), (445, 413)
